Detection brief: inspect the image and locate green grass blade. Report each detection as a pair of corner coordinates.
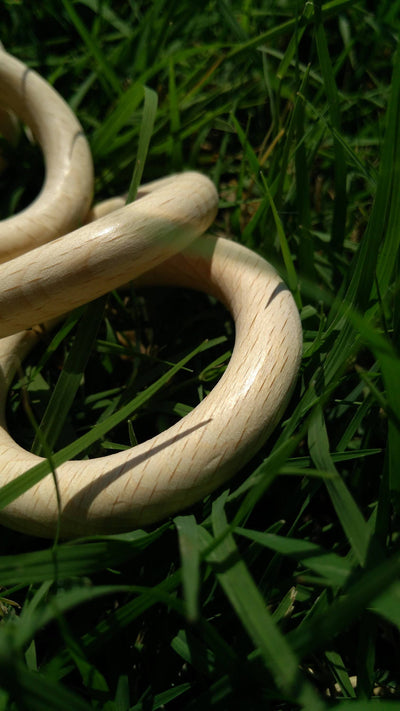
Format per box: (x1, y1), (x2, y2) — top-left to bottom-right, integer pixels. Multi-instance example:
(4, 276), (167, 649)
(228, 429), (305, 521)
(31, 297), (106, 455)
(313, 0), (347, 252)
(174, 515), (201, 622)
(374, 64), (400, 299)
(230, 113), (260, 178)
(325, 649), (357, 699)
(14, 585), (129, 650)
(308, 405), (372, 566)
(217, 0), (247, 42)
(276, 2), (313, 81)
(289, 550), (400, 659)
(294, 73), (315, 279)
(0, 528), (165, 585)
(91, 82), (145, 158)
(0, 655), (93, 711)
(33, 308), (86, 374)
(339, 48), (400, 312)
(203, 495), (328, 710)
(260, 173), (301, 307)
(44, 571), (183, 680)
(126, 86), (158, 204)
(61, 0), (121, 95)
(78, 0), (134, 38)
(167, 59), (183, 171)
(235, 528), (353, 587)
(369, 580), (400, 629)
(129, 682), (191, 711)
(351, 312), (400, 512)
(227, 0), (356, 59)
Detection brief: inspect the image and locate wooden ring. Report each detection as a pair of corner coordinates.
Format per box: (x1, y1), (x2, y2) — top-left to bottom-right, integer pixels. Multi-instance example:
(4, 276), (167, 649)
(0, 49), (93, 263)
(0, 233), (301, 538)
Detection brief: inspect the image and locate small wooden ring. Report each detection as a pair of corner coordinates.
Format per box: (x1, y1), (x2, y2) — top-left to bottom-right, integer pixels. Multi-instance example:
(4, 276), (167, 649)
(0, 49), (94, 263)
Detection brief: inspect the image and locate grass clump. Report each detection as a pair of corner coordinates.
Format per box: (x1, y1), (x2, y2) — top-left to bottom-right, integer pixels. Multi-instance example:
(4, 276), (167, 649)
(0, 1), (400, 709)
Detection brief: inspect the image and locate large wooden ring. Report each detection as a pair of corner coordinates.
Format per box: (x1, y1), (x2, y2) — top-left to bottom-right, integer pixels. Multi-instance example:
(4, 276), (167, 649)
(0, 51), (302, 538)
(0, 234), (301, 538)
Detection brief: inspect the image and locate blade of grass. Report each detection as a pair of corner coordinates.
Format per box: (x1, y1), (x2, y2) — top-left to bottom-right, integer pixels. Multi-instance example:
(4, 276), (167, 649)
(33, 308), (86, 375)
(0, 528), (166, 586)
(227, 0), (357, 59)
(91, 82), (146, 158)
(202, 495), (327, 710)
(13, 584), (129, 650)
(0, 653), (93, 711)
(260, 172), (301, 308)
(351, 312), (400, 512)
(276, 2), (313, 81)
(130, 682), (191, 711)
(57, 612), (109, 696)
(217, 0), (247, 42)
(294, 72), (315, 280)
(126, 86), (158, 204)
(78, 0), (134, 38)
(168, 59), (183, 171)
(289, 549), (400, 659)
(174, 515), (201, 622)
(228, 428), (306, 522)
(369, 580), (400, 629)
(44, 570), (183, 680)
(308, 404), (372, 567)
(31, 297), (107, 455)
(337, 47), (400, 312)
(61, 0), (121, 96)
(325, 649), (357, 699)
(235, 528), (353, 587)
(313, 0), (347, 252)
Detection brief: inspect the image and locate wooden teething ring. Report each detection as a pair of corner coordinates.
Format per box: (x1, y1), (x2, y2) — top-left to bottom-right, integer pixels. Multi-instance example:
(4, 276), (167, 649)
(0, 50), (302, 538)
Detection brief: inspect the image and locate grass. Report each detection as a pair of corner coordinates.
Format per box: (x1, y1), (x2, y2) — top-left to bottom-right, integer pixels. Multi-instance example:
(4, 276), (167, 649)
(0, 0), (400, 708)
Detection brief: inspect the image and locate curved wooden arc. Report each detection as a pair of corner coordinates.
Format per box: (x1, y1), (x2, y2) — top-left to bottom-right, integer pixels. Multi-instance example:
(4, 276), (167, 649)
(0, 171), (219, 338)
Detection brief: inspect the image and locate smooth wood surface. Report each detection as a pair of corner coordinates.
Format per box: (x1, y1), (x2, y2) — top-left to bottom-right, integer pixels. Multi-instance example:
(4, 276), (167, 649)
(0, 51), (303, 538)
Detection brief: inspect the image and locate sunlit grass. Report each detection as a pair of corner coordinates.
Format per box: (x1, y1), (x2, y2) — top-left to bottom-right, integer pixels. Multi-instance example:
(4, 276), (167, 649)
(0, 1), (399, 708)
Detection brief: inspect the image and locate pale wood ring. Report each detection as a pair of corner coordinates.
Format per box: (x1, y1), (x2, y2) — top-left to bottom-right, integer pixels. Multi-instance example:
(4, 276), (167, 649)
(0, 233), (302, 538)
(0, 49), (94, 263)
